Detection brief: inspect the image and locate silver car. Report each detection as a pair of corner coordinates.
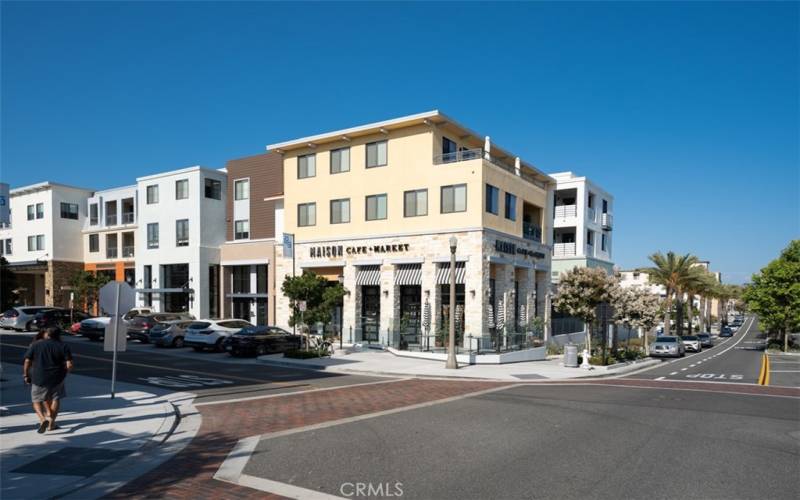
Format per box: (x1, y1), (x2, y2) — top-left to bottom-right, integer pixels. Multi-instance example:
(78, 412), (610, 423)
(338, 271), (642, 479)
(697, 333), (714, 348)
(681, 335), (702, 352)
(1, 306), (53, 331)
(650, 336), (686, 358)
(149, 320), (194, 348)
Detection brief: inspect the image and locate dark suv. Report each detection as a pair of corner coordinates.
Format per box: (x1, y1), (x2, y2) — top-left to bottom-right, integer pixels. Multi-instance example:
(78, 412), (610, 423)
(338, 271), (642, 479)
(128, 313), (194, 343)
(34, 308), (92, 331)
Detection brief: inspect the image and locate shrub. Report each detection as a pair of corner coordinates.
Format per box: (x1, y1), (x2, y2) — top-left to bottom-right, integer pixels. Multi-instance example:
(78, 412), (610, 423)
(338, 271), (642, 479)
(589, 354), (616, 366)
(284, 349), (327, 359)
(547, 343), (564, 356)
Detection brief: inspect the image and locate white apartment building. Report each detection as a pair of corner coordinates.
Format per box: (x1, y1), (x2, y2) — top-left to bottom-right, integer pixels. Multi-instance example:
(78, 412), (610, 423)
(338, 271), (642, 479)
(0, 182), (93, 307)
(134, 166), (227, 319)
(82, 185), (138, 294)
(549, 171), (614, 282)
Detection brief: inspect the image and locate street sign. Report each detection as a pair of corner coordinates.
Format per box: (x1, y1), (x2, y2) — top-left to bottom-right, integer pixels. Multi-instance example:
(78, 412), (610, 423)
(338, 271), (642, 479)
(98, 281), (136, 399)
(283, 232), (294, 259)
(298, 300), (307, 312)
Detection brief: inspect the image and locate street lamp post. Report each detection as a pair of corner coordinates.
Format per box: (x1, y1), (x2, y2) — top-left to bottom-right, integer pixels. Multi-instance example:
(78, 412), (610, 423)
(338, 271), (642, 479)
(446, 236), (458, 369)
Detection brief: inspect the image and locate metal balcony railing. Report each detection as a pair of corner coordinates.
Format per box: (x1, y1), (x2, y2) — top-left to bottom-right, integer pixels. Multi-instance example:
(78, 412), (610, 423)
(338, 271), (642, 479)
(122, 245), (135, 258)
(523, 222), (542, 242)
(554, 205), (577, 218)
(553, 242), (576, 257)
(121, 212), (135, 224)
(433, 148), (547, 189)
(602, 213), (613, 229)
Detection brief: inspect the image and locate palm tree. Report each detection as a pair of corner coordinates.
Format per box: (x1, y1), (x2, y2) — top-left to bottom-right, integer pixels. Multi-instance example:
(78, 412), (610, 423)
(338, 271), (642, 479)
(641, 252), (701, 337)
(687, 271), (718, 333)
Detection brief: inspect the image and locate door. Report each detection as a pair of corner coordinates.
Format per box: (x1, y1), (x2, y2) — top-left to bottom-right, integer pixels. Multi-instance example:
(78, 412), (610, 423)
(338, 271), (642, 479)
(399, 285), (421, 344)
(232, 298), (251, 322)
(361, 285), (380, 342)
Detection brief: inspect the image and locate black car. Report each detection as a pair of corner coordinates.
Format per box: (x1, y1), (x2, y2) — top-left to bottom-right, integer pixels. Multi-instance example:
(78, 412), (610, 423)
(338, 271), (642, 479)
(223, 326), (302, 357)
(128, 313), (193, 343)
(719, 326), (734, 337)
(34, 308), (92, 331)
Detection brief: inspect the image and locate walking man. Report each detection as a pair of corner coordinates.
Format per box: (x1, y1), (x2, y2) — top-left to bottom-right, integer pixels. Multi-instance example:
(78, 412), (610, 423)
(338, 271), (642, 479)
(23, 327), (73, 433)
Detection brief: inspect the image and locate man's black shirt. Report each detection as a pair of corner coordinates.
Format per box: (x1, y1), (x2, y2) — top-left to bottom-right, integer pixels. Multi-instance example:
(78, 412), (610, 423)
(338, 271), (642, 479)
(24, 339), (72, 387)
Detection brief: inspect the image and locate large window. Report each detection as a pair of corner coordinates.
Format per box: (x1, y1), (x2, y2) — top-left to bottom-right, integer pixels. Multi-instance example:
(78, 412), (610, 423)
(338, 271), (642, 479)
(232, 266), (250, 293)
(143, 265), (153, 306)
(330, 147), (350, 174)
(366, 194), (387, 220)
(208, 265), (219, 319)
(441, 184), (467, 213)
(60, 202), (79, 220)
(90, 203), (99, 225)
(175, 179), (189, 200)
(147, 223), (159, 249)
(587, 230), (594, 246)
(366, 140), (388, 168)
(234, 219), (249, 240)
(504, 193), (517, 221)
(28, 235), (45, 251)
(602, 199), (608, 214)
(330, 198), (350, 224)
(4, 239), (11, 255)
(36, 203), (44, 219)
(176, 219), (189, 247)
(298, 203), (316, 227)
(146, 185), (159, 204)
(234, 179), (249, 200)
(601, 233), (607, 251)
(106, 233), (118, 259)
(485, 184), (499, 215)
(205, 178), (222, 200)
(298, 154), (316, 179)
(442, 137), (457, 155)
(89, 234), (99, 253)
(27, 204), (34, 220)
(404, 189), (427, 217)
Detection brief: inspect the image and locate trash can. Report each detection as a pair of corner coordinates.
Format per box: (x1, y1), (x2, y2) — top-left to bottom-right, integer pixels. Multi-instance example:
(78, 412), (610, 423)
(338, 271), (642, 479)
(564, 344), (578, 368)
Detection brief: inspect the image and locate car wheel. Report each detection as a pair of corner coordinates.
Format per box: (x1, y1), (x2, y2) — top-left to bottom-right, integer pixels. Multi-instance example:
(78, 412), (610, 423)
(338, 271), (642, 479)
(256, 344), (267, 356)
(25, 321), (34, 332)
(173, 337), (184, 348)
(193, 346), (203, 352)
(213, 339), (224, 353)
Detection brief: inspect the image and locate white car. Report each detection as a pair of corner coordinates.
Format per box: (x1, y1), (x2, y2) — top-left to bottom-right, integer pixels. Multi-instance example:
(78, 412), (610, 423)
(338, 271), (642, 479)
(1, 306), (53, 331)
(183, 319), (254, 352)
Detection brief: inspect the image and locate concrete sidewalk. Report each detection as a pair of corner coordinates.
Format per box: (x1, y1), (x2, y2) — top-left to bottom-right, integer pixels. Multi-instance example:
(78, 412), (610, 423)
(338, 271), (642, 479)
(257, 346), (660, 380)
(0, 363), (199, 500)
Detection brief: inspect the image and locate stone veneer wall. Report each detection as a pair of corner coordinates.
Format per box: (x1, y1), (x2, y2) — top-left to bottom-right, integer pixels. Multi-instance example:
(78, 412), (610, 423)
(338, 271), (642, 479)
(47, 261), (85, 308)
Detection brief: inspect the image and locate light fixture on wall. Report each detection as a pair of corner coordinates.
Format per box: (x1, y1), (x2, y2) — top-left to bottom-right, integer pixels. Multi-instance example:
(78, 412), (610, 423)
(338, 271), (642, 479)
(470, 290), (476, 298)
(382, 289), (389, 297)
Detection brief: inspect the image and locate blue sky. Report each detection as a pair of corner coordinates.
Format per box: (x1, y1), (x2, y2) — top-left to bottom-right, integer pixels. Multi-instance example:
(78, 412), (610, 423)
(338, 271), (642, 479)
(2, 1), (798, 283)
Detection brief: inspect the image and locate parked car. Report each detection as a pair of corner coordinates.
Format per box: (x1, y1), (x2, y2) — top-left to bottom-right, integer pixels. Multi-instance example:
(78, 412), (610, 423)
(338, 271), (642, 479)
(184, 319), (254, 352)
(128, 313), (194, 343)
(34, 308), (92, 330)
(78, 316), (112, 341)
(223, 326), (302, 357)
(123, 308), (153, 323)
(719, 326), (734, 337)
(650, 336), (685, 357)
(149, 320), (194, 348)
(1, 307), (53, 331)
(681, 335), (702, 352)
(697, 333), (714, 348)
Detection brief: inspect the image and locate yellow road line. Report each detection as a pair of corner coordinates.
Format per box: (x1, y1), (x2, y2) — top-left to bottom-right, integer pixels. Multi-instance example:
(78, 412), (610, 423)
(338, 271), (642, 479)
(758, 353), (770, 386)
(763, 354), (770, 386)
(0, 341), (305, 387)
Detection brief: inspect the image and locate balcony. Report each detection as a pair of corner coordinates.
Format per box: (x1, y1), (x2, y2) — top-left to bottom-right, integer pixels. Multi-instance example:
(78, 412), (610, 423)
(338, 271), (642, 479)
(523, 222), (542, 243)
(122, 246), (135, 258)
(106, 214), (117, 226)
(121, 212), (135, 224)
(106, 247), (118, 259)
(553, 242), (576, 257)
(601, 213), (613, 230)
(554, 205), (577, 218)
(433, 148), (547, 189)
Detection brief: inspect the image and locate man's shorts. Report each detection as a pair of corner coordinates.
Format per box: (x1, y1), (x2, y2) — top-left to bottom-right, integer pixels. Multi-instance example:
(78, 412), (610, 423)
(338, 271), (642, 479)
(31, 382), (66, 402)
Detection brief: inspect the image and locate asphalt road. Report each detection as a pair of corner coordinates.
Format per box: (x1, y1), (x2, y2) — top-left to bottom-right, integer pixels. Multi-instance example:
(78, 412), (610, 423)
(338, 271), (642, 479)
(0, 330), (383, 402)
(627, 316), (769, 385)
(245, 383), (800, 500)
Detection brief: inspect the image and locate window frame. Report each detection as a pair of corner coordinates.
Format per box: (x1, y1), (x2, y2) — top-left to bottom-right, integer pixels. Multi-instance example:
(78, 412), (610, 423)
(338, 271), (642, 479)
(234, 219), (250, 240)
(146, 185), (159, 204)
(403, 189), (428, 218)
(89, 203), (99, 225)
(601, 233), (607, 251)
(4, 239), (11, 255)
(36, 203), (44, 219)
(330, 198), (351, 224)
(175, 179), (189, 200)
(60, 202), (79, 220)
(365, 194), (388, 221)
(204, 178), (222, 200)
(365, 140), (388, 168)
(485, 184), (499, 215)
(176, 219), (189, 247)
(298, 154), (317, 179)
(504, 192), (517, 221)
(27, 204), (35, 221)
(28, 234), (45, 251)
(330, 147), (351, 174)
(234, 179), (250, 201)
(297, 202), (317, 227)
(440, 184), (467, 214)
(147, 223), (159, 249)
(89, 233), (100, 253)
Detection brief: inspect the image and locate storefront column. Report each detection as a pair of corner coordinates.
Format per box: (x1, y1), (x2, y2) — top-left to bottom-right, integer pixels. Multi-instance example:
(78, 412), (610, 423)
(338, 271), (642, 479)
(515, 266), (532, 330)
(463, 258), (484, 347)
(379, 263), (394, 345)
(342, 263), (357, 343)
(496, 264), (515, 336)
(422, 262), (438, 345)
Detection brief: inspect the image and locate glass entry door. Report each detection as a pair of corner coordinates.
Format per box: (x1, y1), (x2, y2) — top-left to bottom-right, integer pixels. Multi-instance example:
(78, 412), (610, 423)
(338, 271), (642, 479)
(399, 285), (421, 344)
(361, 285), (380, 342)
(233, 298), (252, 322)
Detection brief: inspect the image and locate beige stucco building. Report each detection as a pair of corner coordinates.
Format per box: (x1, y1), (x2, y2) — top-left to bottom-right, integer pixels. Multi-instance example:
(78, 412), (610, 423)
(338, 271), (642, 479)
(269, 111), (555, 348)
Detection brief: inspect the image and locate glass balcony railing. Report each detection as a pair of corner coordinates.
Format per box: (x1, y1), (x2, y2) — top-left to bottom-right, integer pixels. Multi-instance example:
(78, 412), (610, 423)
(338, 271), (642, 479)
(106, 214), (117, 226)
(106, 247), (118, 259)
(433, 148), (547, 189)
(121, 212), (135, 224)
(122, 245), (135, 258)
(523, 222), (542, 242)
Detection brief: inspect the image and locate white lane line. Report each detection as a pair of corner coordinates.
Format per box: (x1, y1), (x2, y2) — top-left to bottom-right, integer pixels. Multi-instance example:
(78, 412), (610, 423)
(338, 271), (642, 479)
(771, 361), (800, 364)
(656, 377), (665, 380)
(670, 372), (678, 375)
(681, 368), (688, 371)
(770, 370), (800, 373)
(690, 364), (696, 367)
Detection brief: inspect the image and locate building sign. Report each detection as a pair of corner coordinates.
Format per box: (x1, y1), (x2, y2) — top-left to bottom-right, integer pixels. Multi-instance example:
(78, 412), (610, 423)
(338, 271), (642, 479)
(495, 240), (545, 259)
(310, 243), (410, 258)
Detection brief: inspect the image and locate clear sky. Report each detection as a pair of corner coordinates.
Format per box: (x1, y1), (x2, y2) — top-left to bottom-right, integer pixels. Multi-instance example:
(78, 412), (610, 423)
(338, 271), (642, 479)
(2, 1), (798, 284)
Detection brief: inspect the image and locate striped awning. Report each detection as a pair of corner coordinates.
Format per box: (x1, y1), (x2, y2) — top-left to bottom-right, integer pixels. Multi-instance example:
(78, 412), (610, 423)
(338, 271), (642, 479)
(395, 264), (422, 285)
(436, 262), (466, 285)
(356, 265), (381, 286)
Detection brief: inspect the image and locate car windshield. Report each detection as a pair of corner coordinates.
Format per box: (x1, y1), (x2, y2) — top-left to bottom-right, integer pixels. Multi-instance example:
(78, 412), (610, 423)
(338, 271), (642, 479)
(188, 322), (211, 329)
(683, 336), (698, 340)
(22, 307), (46, 314)
(656, 337), (677, 343)
(237, 326), (268, 335)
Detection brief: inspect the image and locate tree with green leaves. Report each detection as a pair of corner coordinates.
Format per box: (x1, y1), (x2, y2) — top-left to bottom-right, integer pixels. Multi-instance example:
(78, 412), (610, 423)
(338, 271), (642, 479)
(743, 240), (800, 352)
(70, 270), (112, 314)
(640, 252), (704, 337)
(1, 257), (19, 311)
(281, 271), (347, 348)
